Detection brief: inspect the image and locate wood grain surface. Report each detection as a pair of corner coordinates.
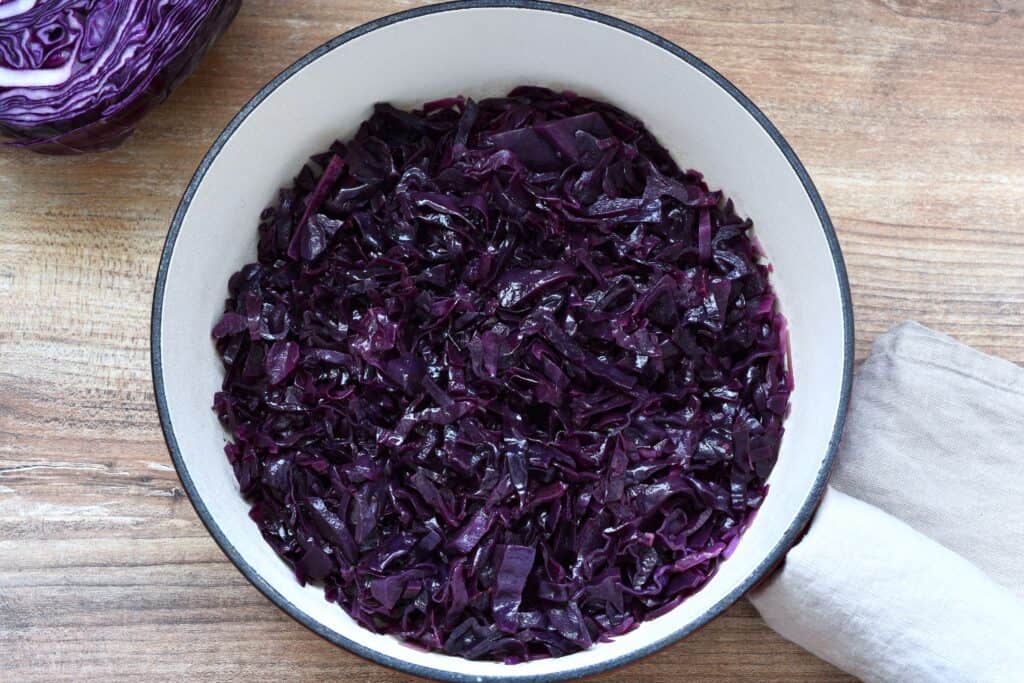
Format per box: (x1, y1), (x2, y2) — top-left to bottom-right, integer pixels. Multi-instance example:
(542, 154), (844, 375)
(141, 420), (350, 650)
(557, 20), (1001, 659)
(1, 1), (1022, 680)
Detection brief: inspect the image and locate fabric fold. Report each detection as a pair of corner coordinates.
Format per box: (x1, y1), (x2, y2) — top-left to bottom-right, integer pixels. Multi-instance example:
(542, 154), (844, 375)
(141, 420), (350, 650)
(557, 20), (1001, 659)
(749, 322), (1024, 682)
(750, 487), (1024, 682)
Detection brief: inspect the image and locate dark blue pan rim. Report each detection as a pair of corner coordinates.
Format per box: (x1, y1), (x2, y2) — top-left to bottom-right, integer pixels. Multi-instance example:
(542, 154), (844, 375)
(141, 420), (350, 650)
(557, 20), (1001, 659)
(152, 2), (855, 680)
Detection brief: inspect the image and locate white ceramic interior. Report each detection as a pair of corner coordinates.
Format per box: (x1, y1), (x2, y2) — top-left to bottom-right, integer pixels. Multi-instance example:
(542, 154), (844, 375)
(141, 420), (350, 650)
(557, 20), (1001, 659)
(153, 3), (853, 681)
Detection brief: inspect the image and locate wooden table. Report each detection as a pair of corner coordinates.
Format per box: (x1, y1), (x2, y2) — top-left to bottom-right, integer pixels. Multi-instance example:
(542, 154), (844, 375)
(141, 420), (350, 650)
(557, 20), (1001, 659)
(1, 1), (1021, 680)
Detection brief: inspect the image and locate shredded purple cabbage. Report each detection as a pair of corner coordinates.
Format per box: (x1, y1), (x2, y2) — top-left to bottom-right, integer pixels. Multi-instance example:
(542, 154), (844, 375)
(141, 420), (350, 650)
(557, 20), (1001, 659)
(212, 87), (790, 662)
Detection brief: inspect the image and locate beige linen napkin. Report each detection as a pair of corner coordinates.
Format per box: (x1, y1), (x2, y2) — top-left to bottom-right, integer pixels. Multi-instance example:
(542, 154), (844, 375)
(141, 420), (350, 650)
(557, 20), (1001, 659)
(750, 322), (1024, 682)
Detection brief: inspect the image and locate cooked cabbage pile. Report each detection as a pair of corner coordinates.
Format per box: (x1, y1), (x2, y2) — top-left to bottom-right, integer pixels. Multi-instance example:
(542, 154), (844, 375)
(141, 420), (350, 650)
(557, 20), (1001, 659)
(213, 87), (790, 662)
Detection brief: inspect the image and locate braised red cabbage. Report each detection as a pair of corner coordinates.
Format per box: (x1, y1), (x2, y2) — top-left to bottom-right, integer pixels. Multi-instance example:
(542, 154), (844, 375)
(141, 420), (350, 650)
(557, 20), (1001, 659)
(213, 87), (790, 662)
(0, 0), (240, 154)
